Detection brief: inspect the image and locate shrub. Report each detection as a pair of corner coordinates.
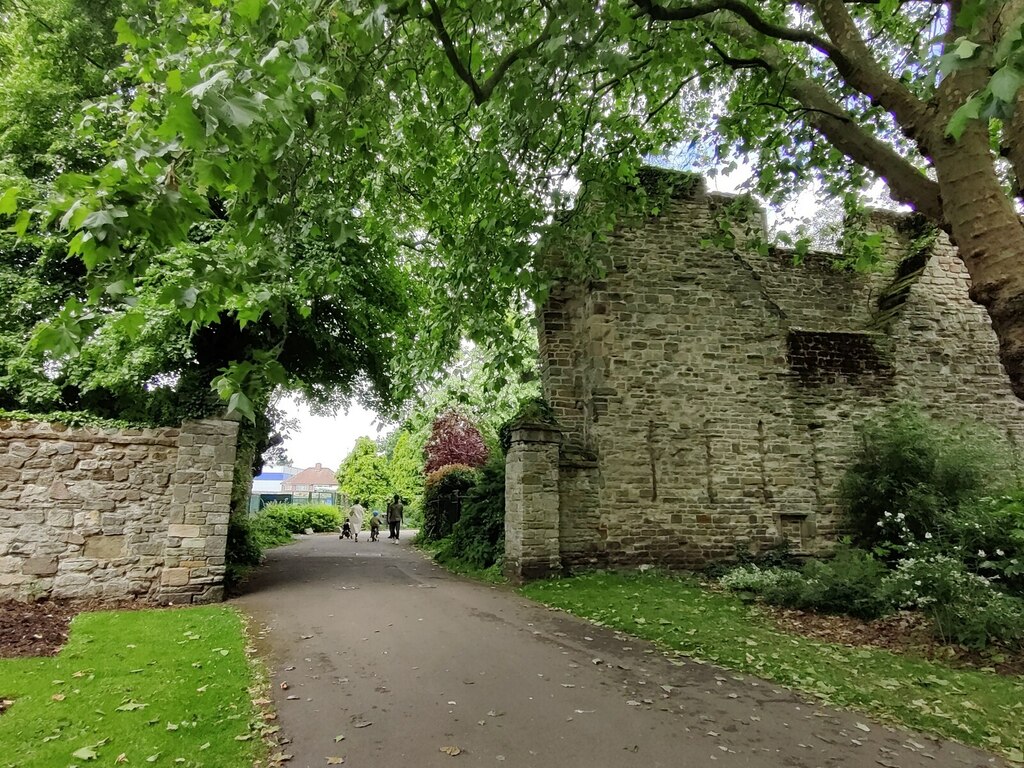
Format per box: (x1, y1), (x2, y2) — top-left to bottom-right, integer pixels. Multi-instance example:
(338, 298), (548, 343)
(424, 411), (488, 474)
(437, 453), (506, 570)
(719, 564), (790, 593)
(949, 493), (1024, 597)
(796, 548), (893, 619)
(258, 502), (342, 534)
(423, 464), (478, 540)
(883, 555), (1024, 648)
(839, 404), (1007, 553)
(250, 509), (293, 549)
(225, 514), (263, 588)
(720, 548), (893, 619)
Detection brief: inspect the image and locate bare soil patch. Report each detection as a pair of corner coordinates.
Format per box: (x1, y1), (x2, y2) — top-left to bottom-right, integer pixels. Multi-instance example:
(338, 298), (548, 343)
(0, 598), (153, 659)
(760, 605), (1024, 677)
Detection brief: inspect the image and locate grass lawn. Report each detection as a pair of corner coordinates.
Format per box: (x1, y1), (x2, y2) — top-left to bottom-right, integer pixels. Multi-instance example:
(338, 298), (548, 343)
(0, 606), (264, 768)
(522, 571), (1024, 763)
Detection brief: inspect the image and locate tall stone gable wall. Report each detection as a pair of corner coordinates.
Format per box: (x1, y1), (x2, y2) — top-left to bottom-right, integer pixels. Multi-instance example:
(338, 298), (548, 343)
(506, 170), (1024, 577)
(0, 418), (238, 603)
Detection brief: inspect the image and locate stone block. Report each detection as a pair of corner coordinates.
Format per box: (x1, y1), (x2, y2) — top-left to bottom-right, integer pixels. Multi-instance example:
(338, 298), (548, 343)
(84, 534), (125, 559)
(167, 524), (202, 538)
(161, 567), (191, 587)
(22, 555), (58, 576)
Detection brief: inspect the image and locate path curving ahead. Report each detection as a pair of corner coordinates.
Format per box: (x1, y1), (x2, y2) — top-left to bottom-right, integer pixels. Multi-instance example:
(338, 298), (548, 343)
(233, 536), (1001, 768)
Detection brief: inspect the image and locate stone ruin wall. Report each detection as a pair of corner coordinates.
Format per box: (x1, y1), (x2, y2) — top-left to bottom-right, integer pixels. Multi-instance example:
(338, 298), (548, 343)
(0, 418), (238, 603)
(509, 172), (1024, 577)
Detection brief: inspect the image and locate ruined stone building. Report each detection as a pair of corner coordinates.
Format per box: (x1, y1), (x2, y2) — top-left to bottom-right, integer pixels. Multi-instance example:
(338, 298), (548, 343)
(504, 169), (1024, 578)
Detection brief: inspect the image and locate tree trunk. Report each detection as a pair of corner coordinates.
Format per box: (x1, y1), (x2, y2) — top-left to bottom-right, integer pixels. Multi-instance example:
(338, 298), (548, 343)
(931, 130), (1024, 400)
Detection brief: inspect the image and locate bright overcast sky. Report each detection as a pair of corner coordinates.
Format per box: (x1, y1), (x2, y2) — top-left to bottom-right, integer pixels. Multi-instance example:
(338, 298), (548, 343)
(277, 394), (391, 471)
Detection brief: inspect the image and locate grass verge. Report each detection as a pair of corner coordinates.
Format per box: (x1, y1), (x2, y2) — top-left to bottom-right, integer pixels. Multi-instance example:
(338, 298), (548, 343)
(0, 606), (264, 768)
(521, 571), (1024, 762)
(414, 536), (506, 584)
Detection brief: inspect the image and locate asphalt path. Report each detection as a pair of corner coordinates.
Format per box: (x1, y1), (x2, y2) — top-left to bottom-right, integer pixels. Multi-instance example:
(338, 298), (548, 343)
(233, 534), (1002, 768)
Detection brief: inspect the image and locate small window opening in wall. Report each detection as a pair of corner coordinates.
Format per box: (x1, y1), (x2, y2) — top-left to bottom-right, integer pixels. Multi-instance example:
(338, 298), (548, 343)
(787, 329), (894, 386)
(778, 513), (812, 551)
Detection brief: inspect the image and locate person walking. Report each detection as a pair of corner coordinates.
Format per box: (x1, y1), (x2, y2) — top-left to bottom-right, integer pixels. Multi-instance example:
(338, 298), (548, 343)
(386, 494), (404, 542)
(349, 500), (365, 542)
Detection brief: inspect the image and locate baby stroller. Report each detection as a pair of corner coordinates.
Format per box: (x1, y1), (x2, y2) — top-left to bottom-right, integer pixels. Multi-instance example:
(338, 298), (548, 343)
(339, 520), (352, 540)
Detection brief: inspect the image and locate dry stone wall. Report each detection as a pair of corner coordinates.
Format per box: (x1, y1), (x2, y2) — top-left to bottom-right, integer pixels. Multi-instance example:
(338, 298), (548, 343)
(0, 418), (238, 603)
(507, 169), (1024, 577)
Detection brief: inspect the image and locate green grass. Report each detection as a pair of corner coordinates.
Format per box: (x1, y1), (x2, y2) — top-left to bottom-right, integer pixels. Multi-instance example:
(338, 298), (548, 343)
(0, 606), (264, 768)
(522, 571), (1024, 763)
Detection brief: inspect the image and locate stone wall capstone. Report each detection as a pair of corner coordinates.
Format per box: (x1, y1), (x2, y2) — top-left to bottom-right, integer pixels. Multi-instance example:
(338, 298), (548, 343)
(0, 418), (238, 603)
(506, 168), (1024, 578)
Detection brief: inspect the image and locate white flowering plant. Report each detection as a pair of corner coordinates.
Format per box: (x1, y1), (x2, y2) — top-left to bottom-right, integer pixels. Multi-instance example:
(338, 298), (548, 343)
(882, 555), (1024, 648)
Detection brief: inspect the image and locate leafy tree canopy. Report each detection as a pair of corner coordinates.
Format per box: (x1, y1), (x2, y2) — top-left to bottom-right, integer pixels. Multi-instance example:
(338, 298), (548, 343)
(336, 435), (392, 511)
(6, 0), (1024, 409)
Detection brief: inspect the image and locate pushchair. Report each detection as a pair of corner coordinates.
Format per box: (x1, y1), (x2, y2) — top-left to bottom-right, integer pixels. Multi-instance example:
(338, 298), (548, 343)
(339, 520), (352, 539)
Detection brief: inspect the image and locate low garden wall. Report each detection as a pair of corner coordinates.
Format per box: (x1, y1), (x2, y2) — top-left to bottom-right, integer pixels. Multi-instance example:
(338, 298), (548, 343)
(0, 418), (238, 604)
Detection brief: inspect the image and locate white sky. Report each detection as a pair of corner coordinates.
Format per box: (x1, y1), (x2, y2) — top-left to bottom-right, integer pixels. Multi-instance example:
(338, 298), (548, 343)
(277, 394), (390, 472)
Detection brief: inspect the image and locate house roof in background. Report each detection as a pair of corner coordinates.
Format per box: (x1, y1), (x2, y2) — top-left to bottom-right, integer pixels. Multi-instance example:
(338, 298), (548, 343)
(282, 463), (336, 488)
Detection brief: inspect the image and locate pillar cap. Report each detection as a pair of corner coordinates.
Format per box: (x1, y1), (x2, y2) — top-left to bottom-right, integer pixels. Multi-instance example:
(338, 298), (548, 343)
(509, 422), (562, 444)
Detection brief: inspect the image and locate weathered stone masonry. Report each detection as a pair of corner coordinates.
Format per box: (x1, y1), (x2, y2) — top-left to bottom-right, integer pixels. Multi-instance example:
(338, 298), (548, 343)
(505, 169), (1024, 579)
(0, 418), (238, 603)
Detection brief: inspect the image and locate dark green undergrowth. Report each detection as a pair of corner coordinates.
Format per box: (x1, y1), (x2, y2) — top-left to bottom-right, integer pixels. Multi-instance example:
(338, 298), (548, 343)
(522, 570), (1024, 762)
(415, 535), (506, 584)
(0, 606), (264, 768)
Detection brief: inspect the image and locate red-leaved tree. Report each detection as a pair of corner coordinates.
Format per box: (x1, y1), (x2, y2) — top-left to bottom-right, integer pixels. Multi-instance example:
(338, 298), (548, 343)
(424, 410), (488, 474)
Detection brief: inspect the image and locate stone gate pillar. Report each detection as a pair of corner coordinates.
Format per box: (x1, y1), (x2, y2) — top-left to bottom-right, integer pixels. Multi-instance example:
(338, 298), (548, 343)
(160, 419), (238, 604)
(504, 424), (561, 580)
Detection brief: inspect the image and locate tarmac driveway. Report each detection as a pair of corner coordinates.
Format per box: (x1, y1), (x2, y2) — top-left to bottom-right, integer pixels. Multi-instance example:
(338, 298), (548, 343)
(233, 535), (1002, 768)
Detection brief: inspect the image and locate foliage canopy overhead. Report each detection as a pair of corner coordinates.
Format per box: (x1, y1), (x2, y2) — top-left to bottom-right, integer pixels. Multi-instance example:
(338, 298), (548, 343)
(6, 0), (1024, 409)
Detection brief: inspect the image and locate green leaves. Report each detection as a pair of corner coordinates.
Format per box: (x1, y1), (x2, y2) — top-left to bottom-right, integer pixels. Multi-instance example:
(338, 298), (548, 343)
(235, 0), (264, 23)
(0, 186), (19, 216)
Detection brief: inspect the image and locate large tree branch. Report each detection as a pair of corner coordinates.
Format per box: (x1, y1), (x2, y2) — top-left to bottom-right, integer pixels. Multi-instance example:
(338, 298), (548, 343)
(632, 0), (838, 56)
(722, 23), (943, 222)
(425, 0), (486, 103)
(809, 0), (933, 147)
(425, 0), (556, 105)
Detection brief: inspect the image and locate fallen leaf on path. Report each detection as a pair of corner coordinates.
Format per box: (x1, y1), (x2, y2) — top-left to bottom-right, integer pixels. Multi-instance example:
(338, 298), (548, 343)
(855, 723), (871, 732)
(326, 758), (345, 765)
(286, 695), (300, 700)
(284, 666), (296, 671)
(270, 752), (293, 762)
(301, 635), (313, 640)
(560, 684), (575, 688)
(591, 659), (603, 665)
(72, 747), (98, 761)
(440, 746), (462, 756)
(574, 709), (595, 714)
(334, 734), (345, 743)
(627, 701), (641, 706)
(280, 682), (290, 690)
(353, 721), (372, 728)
